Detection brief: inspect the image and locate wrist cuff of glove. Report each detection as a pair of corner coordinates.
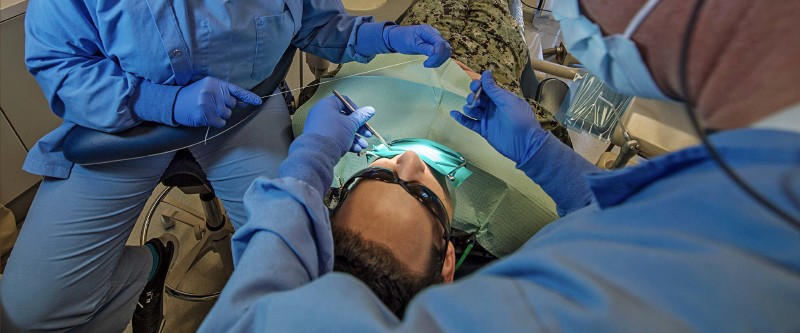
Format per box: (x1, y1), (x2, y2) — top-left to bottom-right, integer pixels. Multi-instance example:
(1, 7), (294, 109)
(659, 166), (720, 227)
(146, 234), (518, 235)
(355, 21), (395, 56)
(517, 133), (597, 216)
(131, 81), (181, 126)
(514, 131), (551, 170)
(382, 23), (399, 53)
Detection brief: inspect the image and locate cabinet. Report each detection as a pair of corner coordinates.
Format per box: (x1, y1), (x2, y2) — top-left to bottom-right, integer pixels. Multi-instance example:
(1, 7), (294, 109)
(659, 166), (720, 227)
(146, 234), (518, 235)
(1, 2), (62, 217)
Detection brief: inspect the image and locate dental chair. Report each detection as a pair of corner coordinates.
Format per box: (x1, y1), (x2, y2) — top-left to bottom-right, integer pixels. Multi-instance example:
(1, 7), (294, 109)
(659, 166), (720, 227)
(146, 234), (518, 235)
(62, 47), (297, 303)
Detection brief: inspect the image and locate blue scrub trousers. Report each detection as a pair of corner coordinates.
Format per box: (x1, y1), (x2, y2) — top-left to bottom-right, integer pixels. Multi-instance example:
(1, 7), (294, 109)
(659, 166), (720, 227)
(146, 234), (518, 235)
(0, 92), (292, 332)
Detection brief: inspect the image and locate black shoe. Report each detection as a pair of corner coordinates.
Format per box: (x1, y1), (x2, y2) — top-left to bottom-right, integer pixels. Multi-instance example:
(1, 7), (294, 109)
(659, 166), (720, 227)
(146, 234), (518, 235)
(133, 233), (179, 333)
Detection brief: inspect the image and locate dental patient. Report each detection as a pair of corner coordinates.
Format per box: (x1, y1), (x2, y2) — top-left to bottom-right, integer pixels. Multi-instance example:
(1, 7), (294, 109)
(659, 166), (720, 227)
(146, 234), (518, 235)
(327, 132), (475, 316)
(330, 148), (457, 316)
(198, 96), (459, 331)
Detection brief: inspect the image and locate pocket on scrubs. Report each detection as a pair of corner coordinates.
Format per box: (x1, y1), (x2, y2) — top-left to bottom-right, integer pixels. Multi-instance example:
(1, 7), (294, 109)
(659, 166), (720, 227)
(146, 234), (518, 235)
(251, 7), (295, 80)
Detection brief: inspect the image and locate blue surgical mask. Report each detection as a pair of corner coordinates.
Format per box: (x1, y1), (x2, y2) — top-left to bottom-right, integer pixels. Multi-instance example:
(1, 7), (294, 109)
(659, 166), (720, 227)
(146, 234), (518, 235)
(553, 0), (672, 100)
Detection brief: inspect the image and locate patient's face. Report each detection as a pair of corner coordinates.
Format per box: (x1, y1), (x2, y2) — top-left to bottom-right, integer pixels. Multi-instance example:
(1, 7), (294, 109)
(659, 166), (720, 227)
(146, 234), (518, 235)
(333, 151), (454, 277)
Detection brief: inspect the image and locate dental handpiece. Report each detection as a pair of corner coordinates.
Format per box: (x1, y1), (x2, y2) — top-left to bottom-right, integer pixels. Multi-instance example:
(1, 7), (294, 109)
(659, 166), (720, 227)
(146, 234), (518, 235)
(331, 90), (390, 147)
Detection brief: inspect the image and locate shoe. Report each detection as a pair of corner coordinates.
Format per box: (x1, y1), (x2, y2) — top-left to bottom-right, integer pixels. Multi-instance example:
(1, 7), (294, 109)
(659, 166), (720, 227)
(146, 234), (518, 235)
(132, 233), (179, 333)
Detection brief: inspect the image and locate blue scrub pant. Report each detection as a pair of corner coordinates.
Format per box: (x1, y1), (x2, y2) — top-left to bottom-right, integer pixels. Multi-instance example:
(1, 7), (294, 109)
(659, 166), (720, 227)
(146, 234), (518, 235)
(0, 93), (292, 332)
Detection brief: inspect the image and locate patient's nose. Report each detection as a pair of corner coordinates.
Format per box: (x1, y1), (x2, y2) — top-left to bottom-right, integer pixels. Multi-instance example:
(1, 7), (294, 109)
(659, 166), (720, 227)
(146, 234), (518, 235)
(393, 151), (427, 182)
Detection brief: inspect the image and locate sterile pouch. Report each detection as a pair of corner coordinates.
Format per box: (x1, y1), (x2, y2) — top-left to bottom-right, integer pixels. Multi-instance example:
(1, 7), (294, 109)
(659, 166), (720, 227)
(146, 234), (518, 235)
(557, 72), (634, 142)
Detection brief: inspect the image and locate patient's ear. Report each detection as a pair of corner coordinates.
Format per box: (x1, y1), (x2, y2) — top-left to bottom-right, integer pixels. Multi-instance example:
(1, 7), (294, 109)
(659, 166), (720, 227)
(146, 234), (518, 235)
(441, 241), (456, 283)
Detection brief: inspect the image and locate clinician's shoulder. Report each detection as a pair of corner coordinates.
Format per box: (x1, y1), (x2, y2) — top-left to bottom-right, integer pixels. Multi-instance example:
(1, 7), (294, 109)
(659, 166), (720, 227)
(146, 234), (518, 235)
(249, 273), (401, 331)
(475, 129), (800, 332)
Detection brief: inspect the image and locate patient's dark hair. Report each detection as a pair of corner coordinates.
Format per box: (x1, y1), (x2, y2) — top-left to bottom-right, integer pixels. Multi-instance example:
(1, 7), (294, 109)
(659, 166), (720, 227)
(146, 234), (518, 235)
(331, 224), (444, 317)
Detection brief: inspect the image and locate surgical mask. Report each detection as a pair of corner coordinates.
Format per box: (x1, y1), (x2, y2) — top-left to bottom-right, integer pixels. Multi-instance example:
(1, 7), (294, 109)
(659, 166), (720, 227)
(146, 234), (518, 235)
(366, 138), (473, 188)
(553, 0), (672, 100)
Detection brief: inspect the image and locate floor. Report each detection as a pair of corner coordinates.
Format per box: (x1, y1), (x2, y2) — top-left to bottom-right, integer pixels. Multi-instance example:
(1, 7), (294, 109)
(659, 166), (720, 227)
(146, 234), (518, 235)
(107, 4), (608, 332)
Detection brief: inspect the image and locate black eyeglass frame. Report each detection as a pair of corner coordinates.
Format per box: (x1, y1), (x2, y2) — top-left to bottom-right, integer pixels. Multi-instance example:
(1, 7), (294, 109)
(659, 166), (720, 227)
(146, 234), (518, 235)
(328, 167), (452, 265)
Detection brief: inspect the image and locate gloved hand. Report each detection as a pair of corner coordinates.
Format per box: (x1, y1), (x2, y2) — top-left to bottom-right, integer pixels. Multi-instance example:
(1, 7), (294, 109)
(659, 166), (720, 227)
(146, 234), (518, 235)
(449, 70), (549, 166)
(173, 77), (262, 128)
(303, 95), (375, 156)
(384, 24), (452, 68)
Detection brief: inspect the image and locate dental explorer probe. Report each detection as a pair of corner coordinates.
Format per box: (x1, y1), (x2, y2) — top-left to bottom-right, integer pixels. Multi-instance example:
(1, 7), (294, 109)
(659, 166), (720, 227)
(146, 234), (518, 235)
(471, 65), (495, 108)
(331, 89), (390, 148)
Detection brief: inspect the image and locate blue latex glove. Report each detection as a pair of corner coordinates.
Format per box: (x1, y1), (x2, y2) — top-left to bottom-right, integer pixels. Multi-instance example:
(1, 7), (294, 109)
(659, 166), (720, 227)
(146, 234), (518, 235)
(384, 24), (452, 68)
(449, 70), (548, 166)
(303, 95), (375, 156)
(174, 77), (263, 128)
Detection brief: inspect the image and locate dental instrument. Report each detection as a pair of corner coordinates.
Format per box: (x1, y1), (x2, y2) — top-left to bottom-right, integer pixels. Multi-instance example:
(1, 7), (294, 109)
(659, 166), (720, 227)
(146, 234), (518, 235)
(331, 89), (390, 147)
(471, 65), (495, 108)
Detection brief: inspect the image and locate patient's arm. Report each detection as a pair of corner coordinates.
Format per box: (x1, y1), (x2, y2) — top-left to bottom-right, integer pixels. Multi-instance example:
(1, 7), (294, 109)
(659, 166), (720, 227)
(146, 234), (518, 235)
(453, 59), (481, 80)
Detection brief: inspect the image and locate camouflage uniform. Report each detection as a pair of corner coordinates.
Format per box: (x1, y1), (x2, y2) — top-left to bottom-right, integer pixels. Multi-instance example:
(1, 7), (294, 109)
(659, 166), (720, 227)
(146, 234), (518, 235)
(400, 0), (527, 95)
(400, 0), (572, 146)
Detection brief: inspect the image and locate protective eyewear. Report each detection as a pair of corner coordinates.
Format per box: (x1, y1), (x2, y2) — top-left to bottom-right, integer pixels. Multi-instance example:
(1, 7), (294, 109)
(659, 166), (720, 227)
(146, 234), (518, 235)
(328, 167), (451, 260)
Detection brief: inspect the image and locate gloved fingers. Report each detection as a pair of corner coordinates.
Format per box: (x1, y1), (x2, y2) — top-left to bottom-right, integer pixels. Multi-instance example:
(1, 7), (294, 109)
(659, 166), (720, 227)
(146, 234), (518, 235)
(350, 136), (369, 153)
(420, 28), (452, 68)
(480, 70), (508, 101)
(218, 107), (233, 121)
(349, 106), (376, 130)
(415, 42), (436, 57)
(202, 104), (226, 128)
(342, 95), (360, 114)
(228, 83), (263, 106)
(466, 92), (488, 109)
(356, 125), (373, 138)
(196, 95), (221, 128)
(422, 43), (451, 68)
(450, 110), (481, 133)
(211, 94), (233, 120)
(206, 111), (226, 128)
(470, 79), (482, 93)
(462, 103), (483, 119)
(223, 94), (237, 109)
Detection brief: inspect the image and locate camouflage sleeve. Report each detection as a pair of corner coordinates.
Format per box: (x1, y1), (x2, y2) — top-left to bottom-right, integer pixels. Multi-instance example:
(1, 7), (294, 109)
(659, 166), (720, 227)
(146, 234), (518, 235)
(401, 0), (528, 97)
(526, 97), (573, 148)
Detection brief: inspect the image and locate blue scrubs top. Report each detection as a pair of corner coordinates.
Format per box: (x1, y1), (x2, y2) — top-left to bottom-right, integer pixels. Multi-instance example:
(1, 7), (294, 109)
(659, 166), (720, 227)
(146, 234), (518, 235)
(198, 121), (800, 331)
(22, 0), (389, 178)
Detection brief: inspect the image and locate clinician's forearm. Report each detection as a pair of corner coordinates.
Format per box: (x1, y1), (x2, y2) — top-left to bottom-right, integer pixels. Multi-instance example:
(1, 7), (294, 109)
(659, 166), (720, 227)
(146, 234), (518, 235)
(353, 22), (393, 56)
(199, 175), (340, 332)
(518, 134), (598, 216)
(278, 134), (341, 197)
(291, 1), (380, 63)
(198, 174), (338, 333)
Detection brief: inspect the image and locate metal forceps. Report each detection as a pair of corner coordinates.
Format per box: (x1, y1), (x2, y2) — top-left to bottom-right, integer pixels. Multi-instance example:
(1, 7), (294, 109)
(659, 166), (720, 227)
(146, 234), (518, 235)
(331, 89), (390, 148)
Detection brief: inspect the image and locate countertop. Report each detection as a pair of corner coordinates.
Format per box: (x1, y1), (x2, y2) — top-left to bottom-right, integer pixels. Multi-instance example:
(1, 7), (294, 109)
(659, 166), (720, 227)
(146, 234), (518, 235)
(1, 0), (27, 22)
